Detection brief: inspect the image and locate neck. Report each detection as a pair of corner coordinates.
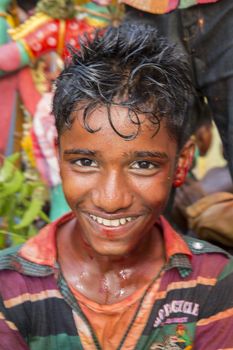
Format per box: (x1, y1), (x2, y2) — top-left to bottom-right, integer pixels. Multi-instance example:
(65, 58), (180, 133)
(57, 218), (166, 304)
(79, 221), (164, 268)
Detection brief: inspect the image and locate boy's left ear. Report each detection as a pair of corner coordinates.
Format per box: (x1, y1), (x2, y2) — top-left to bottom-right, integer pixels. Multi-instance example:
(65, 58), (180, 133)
(173, 137), (196, 188)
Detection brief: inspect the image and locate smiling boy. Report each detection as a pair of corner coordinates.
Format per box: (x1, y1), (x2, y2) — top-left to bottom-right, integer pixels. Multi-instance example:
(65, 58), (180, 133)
(0, 23), (233, 350)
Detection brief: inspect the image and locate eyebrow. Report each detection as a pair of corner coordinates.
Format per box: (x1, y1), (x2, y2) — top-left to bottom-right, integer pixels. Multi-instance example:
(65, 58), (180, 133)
(64, 148), (97, 156)
(64, 149), (169, 160)
(131, 151), (169, 160)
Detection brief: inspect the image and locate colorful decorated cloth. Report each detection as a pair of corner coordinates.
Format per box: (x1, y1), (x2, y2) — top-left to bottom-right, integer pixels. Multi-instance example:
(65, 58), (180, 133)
(119, 0), (221, 14)
(32, 92), (70, 220)
(0, 1), (42, 155)
(0, 1), (110, 155)
(0, 213), (233, 349)
(8, 12), (94, 61)
(32, 92), (60, 187)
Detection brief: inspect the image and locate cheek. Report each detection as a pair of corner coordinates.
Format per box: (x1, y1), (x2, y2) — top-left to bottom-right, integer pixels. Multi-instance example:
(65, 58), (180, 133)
(60, 170), (92, 206)
(131, 175), (173, 209)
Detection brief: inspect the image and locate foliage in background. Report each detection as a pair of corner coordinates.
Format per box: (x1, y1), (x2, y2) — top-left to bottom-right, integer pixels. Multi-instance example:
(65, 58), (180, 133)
(0, 153), (50, 249)
(36, 0), (77, 19)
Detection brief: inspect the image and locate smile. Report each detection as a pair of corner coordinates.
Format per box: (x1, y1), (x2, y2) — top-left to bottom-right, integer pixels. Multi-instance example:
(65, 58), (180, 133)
(89, 214), (135, 227)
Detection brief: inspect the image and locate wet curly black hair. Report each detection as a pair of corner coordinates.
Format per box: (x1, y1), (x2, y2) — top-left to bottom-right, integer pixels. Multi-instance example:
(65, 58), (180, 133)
(53, 23), (195, 149)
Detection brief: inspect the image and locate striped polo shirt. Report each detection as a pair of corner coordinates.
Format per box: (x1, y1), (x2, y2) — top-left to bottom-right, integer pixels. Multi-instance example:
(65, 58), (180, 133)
(0, 212), (233, 349)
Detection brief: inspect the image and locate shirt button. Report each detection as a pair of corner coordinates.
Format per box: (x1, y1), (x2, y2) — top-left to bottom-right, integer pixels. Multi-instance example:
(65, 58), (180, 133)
(192, 242), (204, 250)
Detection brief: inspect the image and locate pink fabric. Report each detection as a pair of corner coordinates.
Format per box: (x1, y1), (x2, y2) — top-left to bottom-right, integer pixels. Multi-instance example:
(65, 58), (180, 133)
(0, 42), (21, 71)
(0, 67), (41, 155)
(0, 75), (18, 154)
(32, 92), (61, 187)
(18, 68), (41, 116)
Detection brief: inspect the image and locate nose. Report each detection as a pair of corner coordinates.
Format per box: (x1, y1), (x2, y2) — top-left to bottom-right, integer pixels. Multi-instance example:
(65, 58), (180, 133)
(91, 170), (133, 213)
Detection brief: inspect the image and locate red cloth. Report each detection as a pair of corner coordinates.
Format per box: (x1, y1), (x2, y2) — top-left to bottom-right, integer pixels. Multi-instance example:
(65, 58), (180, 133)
(0, 67), (41, 155)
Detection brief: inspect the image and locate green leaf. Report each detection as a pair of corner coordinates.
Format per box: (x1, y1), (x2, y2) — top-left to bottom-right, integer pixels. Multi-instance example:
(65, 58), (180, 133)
(13, 197), (43, 230)
(6, 152), (20, 164)
(0, 153), (49, 248)
(0, 153), (20, 183)
(0, 159), (14, 183)
(8, 231), (26, 245)
(39, 210), (50, 223)
(0, 170), (24, 199)
(0, 231), (6, 249)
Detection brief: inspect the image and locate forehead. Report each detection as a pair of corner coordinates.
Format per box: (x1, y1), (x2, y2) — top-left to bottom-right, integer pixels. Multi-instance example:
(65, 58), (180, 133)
(60, 105), (177, 155)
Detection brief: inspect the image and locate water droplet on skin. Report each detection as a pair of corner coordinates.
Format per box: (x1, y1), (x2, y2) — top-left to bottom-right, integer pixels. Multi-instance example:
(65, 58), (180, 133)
(119, 269), (131, 280)
(119, 289), (125, 297)
(119, 270), (127, 279)
(75, 282), (85, 292)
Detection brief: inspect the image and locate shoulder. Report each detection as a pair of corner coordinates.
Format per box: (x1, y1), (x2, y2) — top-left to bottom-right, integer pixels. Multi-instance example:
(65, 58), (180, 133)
(0, 245), (58, 306)
(0, 244), (22, 269)
(0, 242), (55, 290)
(182, 235), (233, 283)
(183, 235), (231, 257)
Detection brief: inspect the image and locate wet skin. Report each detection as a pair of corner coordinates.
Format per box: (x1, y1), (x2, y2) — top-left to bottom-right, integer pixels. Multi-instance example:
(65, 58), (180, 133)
(57, 105), (192, 304)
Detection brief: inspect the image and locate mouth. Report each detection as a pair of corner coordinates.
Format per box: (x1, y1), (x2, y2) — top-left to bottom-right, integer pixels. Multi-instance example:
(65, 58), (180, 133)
(89, 214), (137, 228)
(79, 211), (152, 250)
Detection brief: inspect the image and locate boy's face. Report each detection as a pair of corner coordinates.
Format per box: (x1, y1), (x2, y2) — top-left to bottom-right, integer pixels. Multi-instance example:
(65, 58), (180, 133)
(58, 105), (180, 257)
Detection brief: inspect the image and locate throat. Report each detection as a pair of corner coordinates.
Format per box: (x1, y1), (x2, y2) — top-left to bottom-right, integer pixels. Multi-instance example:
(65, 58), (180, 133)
(71, 254), (165, 305)
(58, 219), (166, 304)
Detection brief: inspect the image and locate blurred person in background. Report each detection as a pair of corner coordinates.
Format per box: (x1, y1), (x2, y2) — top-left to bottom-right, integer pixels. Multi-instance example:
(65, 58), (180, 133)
(119, 0), (233, 182)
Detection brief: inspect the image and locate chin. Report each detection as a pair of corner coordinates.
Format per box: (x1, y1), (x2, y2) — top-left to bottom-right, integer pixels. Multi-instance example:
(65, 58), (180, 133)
(91, 240), (137, 257)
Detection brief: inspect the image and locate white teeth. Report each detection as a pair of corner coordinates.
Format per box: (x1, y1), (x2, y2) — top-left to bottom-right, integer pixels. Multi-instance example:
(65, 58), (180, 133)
(112, 220), (120, 227)
(97, 217), (103, 224)
(89, 214), (134, 227)
(103, 219), (111, 226)
(120, 218), (126, 225)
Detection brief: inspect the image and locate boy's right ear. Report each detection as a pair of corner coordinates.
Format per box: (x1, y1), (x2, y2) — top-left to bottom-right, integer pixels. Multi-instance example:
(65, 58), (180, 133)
(172, 137), (196, 188)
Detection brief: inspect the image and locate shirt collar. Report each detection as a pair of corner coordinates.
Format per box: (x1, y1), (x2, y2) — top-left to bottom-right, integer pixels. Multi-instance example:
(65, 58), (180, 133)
(19, 213), (192, 276)
(159, 216), (192, 261)
(19, 212), (74, 267)
(158, 216), (192, 277)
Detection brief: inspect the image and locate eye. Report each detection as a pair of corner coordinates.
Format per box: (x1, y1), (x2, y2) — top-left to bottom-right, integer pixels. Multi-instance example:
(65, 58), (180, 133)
(131, 161), (157, 170)
(73, 158), (98, 168)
